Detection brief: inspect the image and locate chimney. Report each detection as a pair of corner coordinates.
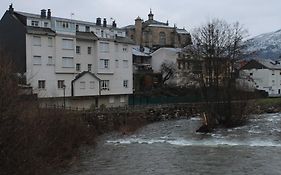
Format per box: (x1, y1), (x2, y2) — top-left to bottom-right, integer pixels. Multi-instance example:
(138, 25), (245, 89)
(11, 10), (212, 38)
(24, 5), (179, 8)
(112, 20), (117, 28)
(47, 9), (51, 19)
(103, 18), (107, 27)
(41, 9), (46, 18)
(96, 17), (101, 26)
(9, 4), (14, 13)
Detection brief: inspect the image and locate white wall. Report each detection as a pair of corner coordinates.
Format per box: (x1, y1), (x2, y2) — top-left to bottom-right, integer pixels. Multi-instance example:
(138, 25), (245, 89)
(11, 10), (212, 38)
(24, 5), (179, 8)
(97, 41), (133, 95)
(25, 14), (133, 100)
(240, 69), (281, 96)
(73, 73), (100, 96)
(26, 34), (133, 98)
(151, 48), (179, 73)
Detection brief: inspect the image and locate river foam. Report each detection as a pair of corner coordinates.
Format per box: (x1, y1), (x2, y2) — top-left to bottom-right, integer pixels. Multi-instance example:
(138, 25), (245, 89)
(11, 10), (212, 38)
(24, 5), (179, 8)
(106, 138), (281, 147)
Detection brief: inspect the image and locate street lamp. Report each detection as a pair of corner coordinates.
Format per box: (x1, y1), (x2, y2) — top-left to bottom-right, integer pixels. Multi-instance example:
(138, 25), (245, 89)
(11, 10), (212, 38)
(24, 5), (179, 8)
(63, 84), (66, 109)
(132, 88), (135, 107)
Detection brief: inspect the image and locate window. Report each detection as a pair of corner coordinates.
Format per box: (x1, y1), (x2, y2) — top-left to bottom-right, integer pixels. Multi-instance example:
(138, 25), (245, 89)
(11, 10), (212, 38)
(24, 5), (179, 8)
(47, 56), (54, 65)
(159, 32), (166, 45)
(123, 60), (129, 68)
(101, 80), (109, 90)
(101, 30), (104, 38)
(44, 22), (48, 28)
(57, 80), (65, 89)
(33, 36), (41, 46)
(38, 80), (45, 89)
(80, 81), (86, 89)
(122, 45), (128, 52)
(88, 64), (92, 72)
(88, 47), (92, 54)
(85, 26), (90, 32)
(115, 44), (119, 52)
(76, 63), (81, 71)
(90, 81), (95, 89)
(31, 20), (39, 27)
(57, 21), (70, 28)
(76, 25), (79, 31)
(120, 96), (125, 103)
(109, 97), (115, 104)
(48, 37), (53, 47)
(115, 60), (119, 68)
(62, 57), (74, 68)
(250, 73), (253, 76)
(100, 42), (109, 52)
(62, 39), (74, 50)
(123, 80), (128, 88)
(100, 59), (109, 69)
(33, 56), (42, 65)
(76, 46), (81, 54)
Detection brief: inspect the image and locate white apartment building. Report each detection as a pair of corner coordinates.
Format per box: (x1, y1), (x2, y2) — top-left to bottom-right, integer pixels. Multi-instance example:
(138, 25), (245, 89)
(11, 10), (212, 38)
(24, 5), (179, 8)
(0, 5), (134, 108)
(240, 59), (281, 97)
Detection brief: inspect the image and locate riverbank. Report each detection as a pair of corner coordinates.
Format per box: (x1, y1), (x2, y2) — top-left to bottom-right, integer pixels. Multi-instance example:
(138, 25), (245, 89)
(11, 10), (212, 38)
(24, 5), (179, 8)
(2, 98), (281, 175)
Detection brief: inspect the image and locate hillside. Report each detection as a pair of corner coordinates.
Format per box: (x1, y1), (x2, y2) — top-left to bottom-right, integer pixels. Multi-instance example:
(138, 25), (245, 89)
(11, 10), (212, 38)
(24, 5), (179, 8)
(245, 29), (281, 60)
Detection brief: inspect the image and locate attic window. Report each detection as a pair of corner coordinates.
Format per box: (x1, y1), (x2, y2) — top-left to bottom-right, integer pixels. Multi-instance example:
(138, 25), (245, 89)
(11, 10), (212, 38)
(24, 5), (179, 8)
(44, 22), (48, 28)
(31, 20), (39, 27)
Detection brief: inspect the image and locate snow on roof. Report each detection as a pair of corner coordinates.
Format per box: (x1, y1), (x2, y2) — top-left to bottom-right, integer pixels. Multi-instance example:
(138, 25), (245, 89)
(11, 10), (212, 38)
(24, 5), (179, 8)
(258, 59), (281, 70)
(151, 47), (182, 55)
(176, 29), (189, 34)
(15, 11), (123, 30)
(148, 24), (173, 28)
(132, 46), (152, 57)
(122, 25), (135, 29)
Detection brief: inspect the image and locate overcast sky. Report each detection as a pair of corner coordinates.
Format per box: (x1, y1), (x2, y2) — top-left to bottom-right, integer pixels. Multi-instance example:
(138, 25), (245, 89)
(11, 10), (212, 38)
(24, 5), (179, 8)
(1, 0), (280, 38)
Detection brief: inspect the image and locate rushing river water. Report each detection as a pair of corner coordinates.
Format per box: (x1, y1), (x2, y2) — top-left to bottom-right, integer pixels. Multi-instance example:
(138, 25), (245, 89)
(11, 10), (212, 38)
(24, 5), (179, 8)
(64, 113), (281, 175)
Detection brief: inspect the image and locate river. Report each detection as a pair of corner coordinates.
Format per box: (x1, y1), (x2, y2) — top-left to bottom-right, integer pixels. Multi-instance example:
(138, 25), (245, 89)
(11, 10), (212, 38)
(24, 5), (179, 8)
(64, 113), (281, 175)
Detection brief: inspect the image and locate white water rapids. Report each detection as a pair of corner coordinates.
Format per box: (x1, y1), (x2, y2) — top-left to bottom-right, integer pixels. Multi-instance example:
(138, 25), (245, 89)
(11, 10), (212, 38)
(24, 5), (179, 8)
(64, 113), (281, 175)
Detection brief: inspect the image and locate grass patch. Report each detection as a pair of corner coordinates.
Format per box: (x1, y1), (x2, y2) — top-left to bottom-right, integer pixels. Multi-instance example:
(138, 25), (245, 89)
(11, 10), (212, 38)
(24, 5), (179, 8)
(255, 97), (281, 106)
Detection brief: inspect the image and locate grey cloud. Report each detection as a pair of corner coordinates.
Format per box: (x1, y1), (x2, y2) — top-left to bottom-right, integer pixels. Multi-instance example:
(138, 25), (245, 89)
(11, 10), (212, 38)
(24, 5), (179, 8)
(1, 0), (281, 37)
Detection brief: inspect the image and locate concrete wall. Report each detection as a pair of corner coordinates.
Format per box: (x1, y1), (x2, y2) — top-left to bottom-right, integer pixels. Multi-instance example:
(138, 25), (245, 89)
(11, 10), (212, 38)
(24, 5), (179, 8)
(39, 95), (129, 109)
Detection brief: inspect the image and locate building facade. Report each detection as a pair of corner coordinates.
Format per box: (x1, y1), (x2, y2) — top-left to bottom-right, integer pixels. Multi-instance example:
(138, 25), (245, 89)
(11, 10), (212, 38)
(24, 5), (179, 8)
(0, 5), (134, 108)
(123, 10), (192, 50)
(240, 59), (281, 97)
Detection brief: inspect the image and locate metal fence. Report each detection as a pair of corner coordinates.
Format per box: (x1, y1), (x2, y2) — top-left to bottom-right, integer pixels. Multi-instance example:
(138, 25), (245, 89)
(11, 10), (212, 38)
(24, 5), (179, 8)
(128, 95), (202, 106)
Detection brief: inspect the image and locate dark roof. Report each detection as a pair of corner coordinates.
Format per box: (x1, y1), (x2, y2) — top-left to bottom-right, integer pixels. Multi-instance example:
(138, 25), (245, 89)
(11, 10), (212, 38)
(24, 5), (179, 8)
(26, 26), (56, 36)
(76, 31), (98, 41)
(240, 60), (268, 70)
(115, 36), (135, 45)
(72, 71), (101, 83)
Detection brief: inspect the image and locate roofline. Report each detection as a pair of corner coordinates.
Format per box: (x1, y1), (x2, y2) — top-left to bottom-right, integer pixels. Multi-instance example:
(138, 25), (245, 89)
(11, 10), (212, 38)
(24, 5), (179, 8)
(14, 10), (124, 30)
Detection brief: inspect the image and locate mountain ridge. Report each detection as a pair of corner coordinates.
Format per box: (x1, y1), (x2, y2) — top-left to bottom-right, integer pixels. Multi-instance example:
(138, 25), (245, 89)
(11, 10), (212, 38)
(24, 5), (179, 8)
(245, 29), (281, 60)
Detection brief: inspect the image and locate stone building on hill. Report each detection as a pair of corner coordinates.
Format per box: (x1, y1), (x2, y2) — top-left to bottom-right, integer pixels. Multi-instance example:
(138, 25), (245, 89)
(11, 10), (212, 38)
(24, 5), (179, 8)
(123, 10), (192, 50)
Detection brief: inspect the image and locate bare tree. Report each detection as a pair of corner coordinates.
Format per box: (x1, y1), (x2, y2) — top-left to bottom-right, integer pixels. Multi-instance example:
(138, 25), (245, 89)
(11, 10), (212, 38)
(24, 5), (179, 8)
(190, 19), (248, 131)
(160, 60), (176, 85)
